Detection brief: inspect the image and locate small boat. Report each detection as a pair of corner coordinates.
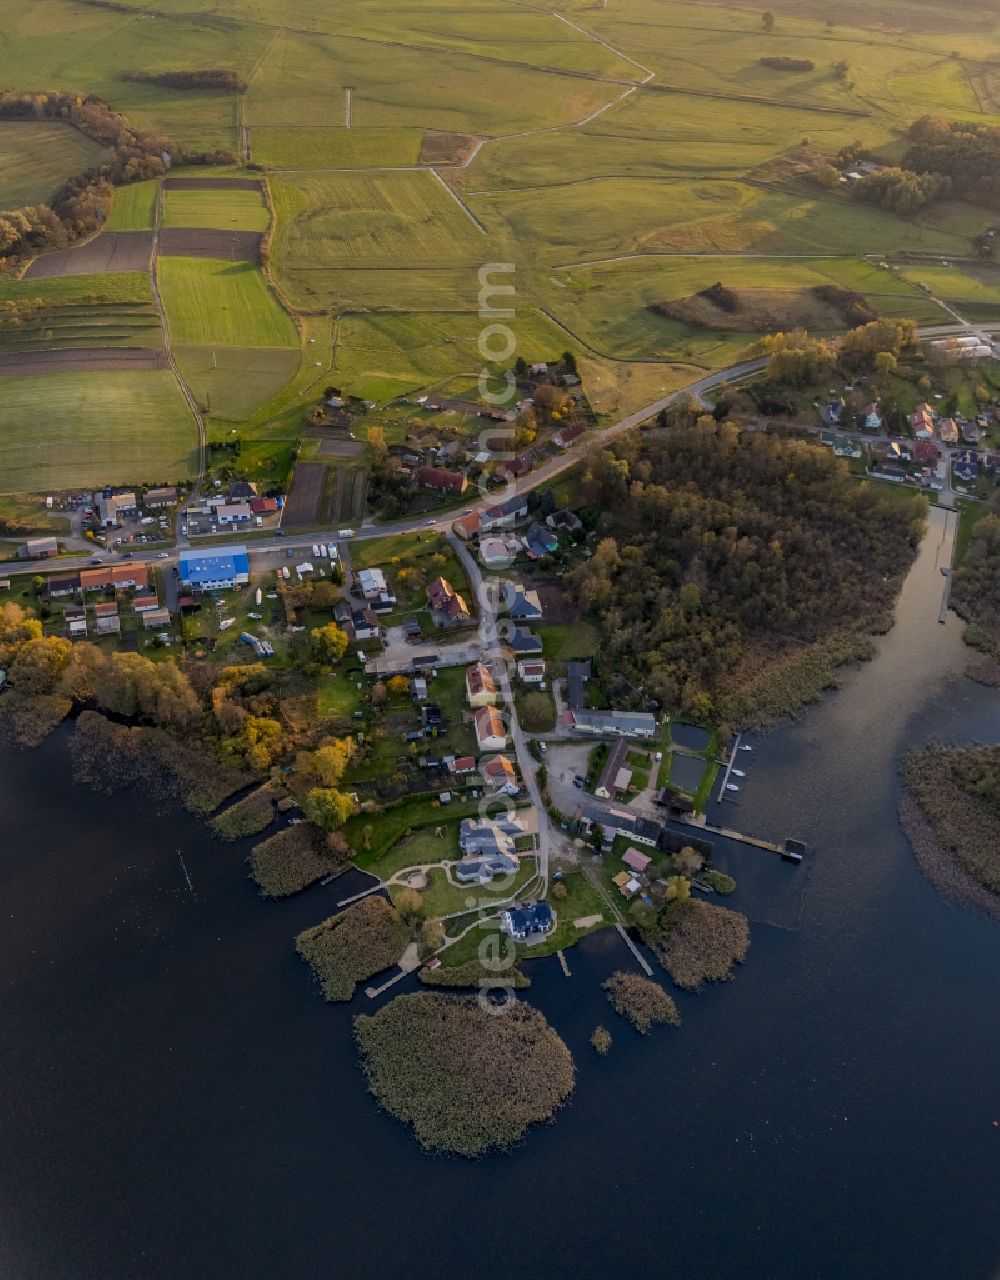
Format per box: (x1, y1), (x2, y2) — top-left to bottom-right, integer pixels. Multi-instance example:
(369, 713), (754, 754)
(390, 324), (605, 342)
(726, 783), (741, 793)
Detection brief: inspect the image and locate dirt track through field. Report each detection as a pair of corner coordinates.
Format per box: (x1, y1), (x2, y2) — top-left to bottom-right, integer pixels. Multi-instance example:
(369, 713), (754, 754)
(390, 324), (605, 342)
(158, 228), (263, 261)
(24, 231), (153, 278)
(0, 347), (168, 374)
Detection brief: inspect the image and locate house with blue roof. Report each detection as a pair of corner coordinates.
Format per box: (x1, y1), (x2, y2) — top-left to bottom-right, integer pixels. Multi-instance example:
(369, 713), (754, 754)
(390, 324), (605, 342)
(178, 545), (250, 592)
(502, 900), (554, 941)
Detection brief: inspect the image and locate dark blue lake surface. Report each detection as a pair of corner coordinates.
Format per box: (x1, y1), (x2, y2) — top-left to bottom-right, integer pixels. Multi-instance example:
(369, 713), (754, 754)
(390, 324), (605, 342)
(2, 505), (1000, 1279)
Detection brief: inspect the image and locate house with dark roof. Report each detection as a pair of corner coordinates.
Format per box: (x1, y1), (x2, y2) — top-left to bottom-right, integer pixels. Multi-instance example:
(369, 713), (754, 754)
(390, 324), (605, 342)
(459, 815), (524, 858)
(505, 626), (543, 656)
(570, 708), (657, 738)
(554, 423), (585, 448)
(349, 608), (381, 641)
(524, 522), (559, 558)
(502, 901), (554, 941)
(454, 851), (519, 885)
(546, 508), (582, 534)
(502, 582), (543, 622)
(480, 493), (528, 532)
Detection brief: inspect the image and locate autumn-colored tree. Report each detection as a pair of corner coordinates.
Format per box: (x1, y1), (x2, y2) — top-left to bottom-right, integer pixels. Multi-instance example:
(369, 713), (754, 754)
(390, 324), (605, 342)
(386, 675), (411, 696)
(313, 736), (356, 787)
(310, 622), (349, 666)
(302, 786), (356, 831)
(0, 601), (42, 666)
(9, 635), (71, 694)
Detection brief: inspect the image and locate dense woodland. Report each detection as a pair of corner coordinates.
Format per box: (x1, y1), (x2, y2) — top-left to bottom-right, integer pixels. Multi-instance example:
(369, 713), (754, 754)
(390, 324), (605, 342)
(570, 423), (927, 722)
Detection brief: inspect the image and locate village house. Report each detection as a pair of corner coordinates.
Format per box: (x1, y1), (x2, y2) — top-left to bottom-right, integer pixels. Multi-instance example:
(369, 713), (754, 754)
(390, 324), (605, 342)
(474, 705), (507, 753)
(502, 582), (543, 622)
(612, 870), (642, 899)
(459, 814), (524, 858)
(132, 592), (160, 613)
(142, 608), (172, 630)
(622, 847), (652, 875)
(546, 508), (583, 535)
(938, 418), (960, 446)
(17, 536), (59, 560)
(46, 573), (80, 598)
(454, 851), (519, 886)
(349, 608), (381, 642)
(80, 562), (150, 593)
(910, 406), (936, 440)
(517, 658), (545, 684)
(595, 737), (632, 801)
(480, 493), (528, 533)
(554, 422), (585, 449)
(860, 403), (882, 433)
(144, 486), (178, 510)
(914, 441), (940, 467)
(250, 496), (279, 517)
(505, 626), (543, 657)
(524, 522), (559, 559)
(93, 601), (120, 635)
(445, 754), (477, 777)
(452, 511), (481, 540)
(417, 466), (468, 495)
(427, 575), (471, 625)
(356, 567), (389, 600)
(481, 754), (518, 794)
(228, 481), (258, 501)
(479, 536), (520, 569)
(466, 661), (497, 707)
(502, 901), (554, 941)
(64, 606), (87, 638)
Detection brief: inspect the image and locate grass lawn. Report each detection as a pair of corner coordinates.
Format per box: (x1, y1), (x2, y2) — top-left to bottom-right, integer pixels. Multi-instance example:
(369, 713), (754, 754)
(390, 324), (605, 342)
(955, 498), (989, 567)
(162, 186), (270, 232)
(317, 667), (364, 718)
(104, 180), (159, 232)
(366, 823), (462, 880)
(0, 370), (197, 492)
(347, 793), (489, 867)
(157, 257), (298, 348)
(251, 126), (424, 169)
(540, 622), (600, 661)
(0, 121), (105, 208)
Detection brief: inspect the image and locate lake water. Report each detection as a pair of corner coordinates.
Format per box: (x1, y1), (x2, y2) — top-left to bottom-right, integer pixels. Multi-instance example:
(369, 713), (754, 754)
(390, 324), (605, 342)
(2, 504), (1000, 1279)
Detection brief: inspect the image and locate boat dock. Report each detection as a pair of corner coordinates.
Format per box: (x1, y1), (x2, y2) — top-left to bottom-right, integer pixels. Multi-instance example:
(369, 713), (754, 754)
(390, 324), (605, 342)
(615, 923), (653, 976)
(673, 817), (805, 860)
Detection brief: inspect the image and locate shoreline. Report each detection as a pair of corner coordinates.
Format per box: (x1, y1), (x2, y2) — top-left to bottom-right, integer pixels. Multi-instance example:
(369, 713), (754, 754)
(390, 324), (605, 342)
(898, 791), (1000, 923)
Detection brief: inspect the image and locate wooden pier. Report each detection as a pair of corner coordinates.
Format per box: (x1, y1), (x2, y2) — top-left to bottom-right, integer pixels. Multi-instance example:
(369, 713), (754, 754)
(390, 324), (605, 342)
(615, 923), (653, 976)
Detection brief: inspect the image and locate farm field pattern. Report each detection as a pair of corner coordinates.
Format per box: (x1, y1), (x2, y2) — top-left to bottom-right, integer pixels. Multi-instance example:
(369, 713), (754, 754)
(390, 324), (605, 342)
(3, 0), (1000, 492)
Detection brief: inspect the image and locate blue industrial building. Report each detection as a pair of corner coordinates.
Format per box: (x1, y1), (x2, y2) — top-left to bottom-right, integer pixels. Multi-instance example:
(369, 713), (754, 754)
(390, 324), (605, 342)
(177, 545), (250, 592)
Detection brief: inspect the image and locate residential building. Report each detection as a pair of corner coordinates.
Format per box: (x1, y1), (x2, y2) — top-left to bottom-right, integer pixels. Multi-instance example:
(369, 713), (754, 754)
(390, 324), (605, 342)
(622, 847), (652, 874)
(80, 563), (149, 592)
(427, 576), (471, 624)
(459, 815), (524, 858)
(132, 593), (160, 613)
(570, 708), (657, 738)
(452, 512), (481, 540)
(861, 403), (882, 433)
(914, 441), (940, 466)
(505, 626), (543, 656)
(502, 582), (543, 622)
(479, 536), (520, 568)
(93, 601), (120, 635)
(228, 481), (258, 501)
(480, 494), (528, 532)
(546, 508), (582, 534)
(349, 608), (381, 641)
(64, 606), (87, 637)
(417, 466), (468, 494)
(17, 537), (58, 560)
(938, 418), (960, 445)
(250, 496), (279, 516)
(144, 486), (178, 509)
(554, 423), (585, 448)
(445, 754), (477, 776)
(474, 705), (507, 752)
(517, 658), (545, 683)
(595, 738), (631, 800)
(177, 546), (250, 592)
(502, 901), (554, 940)
(910, 408), (935, 440)
(523, 522), (558, 558)
(216, 502), (253, 526)
(481, 754), (518, 793)
(631, 817), (663, 848)
(142, 607), (171, 630)
(47, 574), (81, 598)
(454, 851), (520, 885)
(356, 567), (389, 599)
(96, 492), (137, 527)
(466, 661), (497, 707)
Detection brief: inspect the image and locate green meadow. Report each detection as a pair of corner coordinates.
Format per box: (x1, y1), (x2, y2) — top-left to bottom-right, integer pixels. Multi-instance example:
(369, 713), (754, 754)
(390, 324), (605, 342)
(0, 121), (106, 209)
(156, 257), (299, 348)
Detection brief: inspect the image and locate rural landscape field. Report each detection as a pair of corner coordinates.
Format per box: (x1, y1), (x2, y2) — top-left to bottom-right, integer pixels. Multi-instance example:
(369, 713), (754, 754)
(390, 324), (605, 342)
(4, 0), (1000, 498)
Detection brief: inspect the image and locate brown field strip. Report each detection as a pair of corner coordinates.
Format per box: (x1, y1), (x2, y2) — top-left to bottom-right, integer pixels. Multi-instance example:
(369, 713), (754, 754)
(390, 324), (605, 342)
(25, 232), (153, 279)
(0, 347), (168, 374)
(162, 178), (264, 192)
(157, 228), (263, 261)
(282, 461), (327, 527)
